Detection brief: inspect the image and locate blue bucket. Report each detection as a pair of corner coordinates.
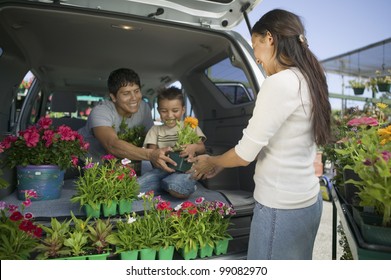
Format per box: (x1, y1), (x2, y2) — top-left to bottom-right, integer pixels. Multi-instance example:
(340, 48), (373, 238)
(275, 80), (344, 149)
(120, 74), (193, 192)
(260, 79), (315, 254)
(16, 165), (65, 201)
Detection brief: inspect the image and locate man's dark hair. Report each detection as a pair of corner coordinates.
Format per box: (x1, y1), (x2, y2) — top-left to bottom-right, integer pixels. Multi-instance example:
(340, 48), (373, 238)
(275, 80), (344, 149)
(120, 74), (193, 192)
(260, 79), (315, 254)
(107, 68), (141, 96)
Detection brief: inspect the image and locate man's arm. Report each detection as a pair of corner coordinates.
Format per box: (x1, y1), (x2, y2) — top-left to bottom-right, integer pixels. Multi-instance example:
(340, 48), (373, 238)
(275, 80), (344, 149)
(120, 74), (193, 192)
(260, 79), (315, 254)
(93, 126), (176, 172)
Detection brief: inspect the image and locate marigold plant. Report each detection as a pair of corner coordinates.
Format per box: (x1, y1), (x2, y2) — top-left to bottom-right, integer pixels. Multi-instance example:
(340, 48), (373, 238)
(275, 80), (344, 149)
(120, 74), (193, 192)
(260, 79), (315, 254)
(173, 116), (201, 151)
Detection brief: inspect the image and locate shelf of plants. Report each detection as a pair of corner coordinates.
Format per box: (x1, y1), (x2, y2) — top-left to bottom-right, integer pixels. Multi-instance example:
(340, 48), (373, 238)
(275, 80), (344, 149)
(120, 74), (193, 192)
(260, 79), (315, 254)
(331, 186), (391, 260)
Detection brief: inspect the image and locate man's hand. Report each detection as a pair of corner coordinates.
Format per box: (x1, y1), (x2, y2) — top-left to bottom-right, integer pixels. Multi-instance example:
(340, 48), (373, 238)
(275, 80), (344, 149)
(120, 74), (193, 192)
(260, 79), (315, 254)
(148, 147), (176, 173)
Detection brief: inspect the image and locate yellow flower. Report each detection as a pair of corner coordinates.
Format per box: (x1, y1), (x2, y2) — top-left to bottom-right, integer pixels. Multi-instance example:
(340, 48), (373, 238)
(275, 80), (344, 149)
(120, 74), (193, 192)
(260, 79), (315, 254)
(378, 125), (391, 145)
(184, 116), (198, 129)
(377, 103), (388, 110)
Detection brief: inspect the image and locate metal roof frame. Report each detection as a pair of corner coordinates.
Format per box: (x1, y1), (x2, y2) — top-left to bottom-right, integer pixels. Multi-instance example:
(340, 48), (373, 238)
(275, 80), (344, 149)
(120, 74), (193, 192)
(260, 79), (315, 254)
(321, 38), (391, 79)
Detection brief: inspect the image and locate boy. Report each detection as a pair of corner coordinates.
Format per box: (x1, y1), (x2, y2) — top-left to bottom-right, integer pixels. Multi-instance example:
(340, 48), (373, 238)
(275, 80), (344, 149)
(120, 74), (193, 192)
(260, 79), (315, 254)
(138, 86), (206, 198)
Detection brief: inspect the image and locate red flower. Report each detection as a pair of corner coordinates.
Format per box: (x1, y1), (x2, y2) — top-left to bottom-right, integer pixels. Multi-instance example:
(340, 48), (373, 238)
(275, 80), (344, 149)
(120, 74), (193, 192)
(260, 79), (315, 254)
(181, 201), (194, 209)
(117, 173), (125, 180)
(156, 201), (171, 211)
(19, 219), (35, 232)
(188, 208), (198, 215)
(9, 211), (24, 221)
(24, 212), (33, 220)
(31, 225), (43, 238)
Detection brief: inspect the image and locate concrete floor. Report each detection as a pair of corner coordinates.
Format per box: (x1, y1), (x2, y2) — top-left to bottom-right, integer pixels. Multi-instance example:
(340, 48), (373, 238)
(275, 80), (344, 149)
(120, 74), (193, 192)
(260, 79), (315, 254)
(313, 200), (344, 260)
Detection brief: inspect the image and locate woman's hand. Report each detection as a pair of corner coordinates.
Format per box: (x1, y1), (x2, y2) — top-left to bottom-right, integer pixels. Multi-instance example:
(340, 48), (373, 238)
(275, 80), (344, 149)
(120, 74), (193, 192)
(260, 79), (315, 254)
(188, 154), (223, 180)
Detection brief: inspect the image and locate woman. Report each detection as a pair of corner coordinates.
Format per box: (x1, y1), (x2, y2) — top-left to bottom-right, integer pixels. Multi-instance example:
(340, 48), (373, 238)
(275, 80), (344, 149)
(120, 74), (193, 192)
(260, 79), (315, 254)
(191, 9), (331, 259)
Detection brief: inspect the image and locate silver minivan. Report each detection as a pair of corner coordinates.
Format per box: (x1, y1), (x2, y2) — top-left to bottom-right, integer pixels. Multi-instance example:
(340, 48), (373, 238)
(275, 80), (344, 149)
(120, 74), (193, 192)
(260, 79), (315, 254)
(0, 0), (265, 259)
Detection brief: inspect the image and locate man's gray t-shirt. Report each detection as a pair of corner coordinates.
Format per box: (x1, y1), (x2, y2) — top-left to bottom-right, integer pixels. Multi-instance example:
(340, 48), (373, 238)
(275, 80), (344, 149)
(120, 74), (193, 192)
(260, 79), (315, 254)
(78, 100), (154, 162)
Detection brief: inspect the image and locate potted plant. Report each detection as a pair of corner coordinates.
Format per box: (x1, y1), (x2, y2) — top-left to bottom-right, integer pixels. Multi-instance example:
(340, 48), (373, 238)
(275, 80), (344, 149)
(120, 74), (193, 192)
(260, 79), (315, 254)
(171, 201), (202, 260)
(35, 217), (71, 259)
(142, 192), (176, 259)
(71, 158), (105, 218)
(348, 79), (367, 95)
(339, 103), (391, 246)
(86, 218), (113, 259)
(194, 197), (236, 256)
(0, 117), (89, 200)
(169, 116), (202, 172)
(117, 118), (146, 176)
(106, 157), (140, 215)
(0, 189), (43, 259)
(368, 70), (391, 93)
(72, 155), (141, 218)
(106, 213), (140, 260)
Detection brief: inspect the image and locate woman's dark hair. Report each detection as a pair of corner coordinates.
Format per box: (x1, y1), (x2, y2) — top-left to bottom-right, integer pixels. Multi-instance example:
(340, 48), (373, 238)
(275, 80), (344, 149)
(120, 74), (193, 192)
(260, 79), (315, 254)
(107, 68), (141, 96)
(157, 86), (185, 107)
(251, 9), (331, 145)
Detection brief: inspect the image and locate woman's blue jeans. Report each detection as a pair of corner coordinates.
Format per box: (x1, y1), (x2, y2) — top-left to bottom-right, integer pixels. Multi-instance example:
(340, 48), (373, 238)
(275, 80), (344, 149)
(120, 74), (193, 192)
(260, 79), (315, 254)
(137, 168), (197, 197)
(247, 192), (323, 260)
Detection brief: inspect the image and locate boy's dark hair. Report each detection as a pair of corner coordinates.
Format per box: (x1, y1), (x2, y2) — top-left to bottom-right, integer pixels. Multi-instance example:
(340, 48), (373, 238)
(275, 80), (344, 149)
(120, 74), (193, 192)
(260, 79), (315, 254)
(157, 86), (185, 107)
(107, 68), (141, 96)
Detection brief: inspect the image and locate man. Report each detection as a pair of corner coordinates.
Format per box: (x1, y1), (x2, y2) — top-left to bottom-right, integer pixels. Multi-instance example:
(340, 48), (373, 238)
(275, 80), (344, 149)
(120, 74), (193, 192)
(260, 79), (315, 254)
(78, 68), (175, 172)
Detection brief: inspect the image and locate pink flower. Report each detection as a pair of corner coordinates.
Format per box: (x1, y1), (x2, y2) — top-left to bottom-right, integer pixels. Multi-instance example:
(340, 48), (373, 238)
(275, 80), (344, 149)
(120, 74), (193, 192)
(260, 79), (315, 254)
(347, 117), (379, 127)
(71, 155), (79, 167)
(83, 162), (95, 169)
(25, 190), (38, 199)
(7, 204), (18, 212)
(128, 168), (136, 177)
(0, 135), (17, 149)
(37, 117), (52, 130)
(101, 154), (116, 161)
(57, 125), (76, 141)
(42, 129), (55, 147)
(0, 201), (7, 210)
(22, 199), (32, 208)
(195, 197), (205, 204)
(21, 128), (40, 147)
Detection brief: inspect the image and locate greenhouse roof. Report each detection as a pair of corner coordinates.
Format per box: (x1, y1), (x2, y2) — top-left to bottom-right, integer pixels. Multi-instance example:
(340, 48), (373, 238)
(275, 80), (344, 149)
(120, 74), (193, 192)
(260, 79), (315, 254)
(321, 37), (391, 78)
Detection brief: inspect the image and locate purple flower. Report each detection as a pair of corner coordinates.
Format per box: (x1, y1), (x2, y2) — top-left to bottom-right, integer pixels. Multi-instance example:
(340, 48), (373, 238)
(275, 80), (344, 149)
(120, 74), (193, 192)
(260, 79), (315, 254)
(381, 151), (391, 162)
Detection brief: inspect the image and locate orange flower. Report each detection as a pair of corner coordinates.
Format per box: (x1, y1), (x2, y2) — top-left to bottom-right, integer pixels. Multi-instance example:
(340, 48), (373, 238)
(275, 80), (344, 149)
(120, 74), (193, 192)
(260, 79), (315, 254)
(184, 116), (198, 129)
(378, 125), (391, 145)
